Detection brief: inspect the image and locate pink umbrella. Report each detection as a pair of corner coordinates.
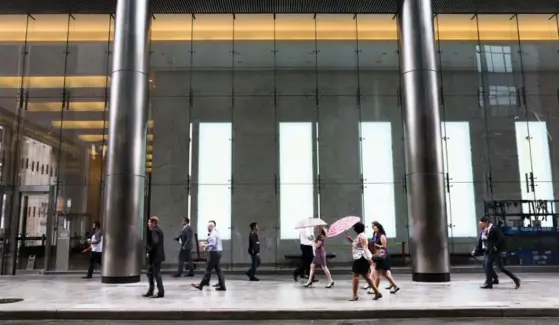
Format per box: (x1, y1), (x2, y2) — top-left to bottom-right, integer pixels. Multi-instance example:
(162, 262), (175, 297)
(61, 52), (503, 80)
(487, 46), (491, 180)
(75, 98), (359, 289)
(327, 216), (361, 237)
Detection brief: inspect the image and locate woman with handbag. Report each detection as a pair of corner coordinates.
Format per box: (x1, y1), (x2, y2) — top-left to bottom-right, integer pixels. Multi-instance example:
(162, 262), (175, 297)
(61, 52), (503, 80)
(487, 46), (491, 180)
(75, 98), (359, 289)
(346, 222), (382, 301)
(371, 221), (400, 294)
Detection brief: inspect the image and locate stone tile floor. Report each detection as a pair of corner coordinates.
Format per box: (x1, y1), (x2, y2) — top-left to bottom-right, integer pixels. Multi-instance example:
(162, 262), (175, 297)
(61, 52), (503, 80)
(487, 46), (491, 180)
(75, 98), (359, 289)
(0, 273), (556, 312)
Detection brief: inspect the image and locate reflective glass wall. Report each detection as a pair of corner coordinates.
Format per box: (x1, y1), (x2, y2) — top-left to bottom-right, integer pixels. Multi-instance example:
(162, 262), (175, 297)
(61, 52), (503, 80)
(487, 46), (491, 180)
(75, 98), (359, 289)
(0, 13), (558, 272)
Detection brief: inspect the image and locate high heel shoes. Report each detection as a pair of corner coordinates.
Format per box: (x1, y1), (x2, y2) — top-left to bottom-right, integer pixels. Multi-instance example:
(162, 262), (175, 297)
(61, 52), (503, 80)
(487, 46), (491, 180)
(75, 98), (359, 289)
(326, 282), (335, 288)
(303, 282), (313, 288)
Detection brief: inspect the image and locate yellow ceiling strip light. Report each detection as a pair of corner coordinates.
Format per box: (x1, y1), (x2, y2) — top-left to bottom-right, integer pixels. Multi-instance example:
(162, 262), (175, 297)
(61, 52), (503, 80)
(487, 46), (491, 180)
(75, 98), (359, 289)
(52, 120), (154, 129)
(27, 101), (106, 112)
(0, 76), (107, 89)
(0, 14), (558, 41)
(79, 134), (154, 142)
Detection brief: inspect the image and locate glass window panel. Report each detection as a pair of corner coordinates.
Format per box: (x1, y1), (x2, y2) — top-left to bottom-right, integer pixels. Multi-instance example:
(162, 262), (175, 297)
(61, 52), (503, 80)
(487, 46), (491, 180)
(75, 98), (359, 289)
(192, 14), (232, 68)
(442, 122), (477, 237)
(360, 122), (396, 238)
(357, 15), (399, 96)
(515, 121), (554, 227)
(191, 14), (232, 96)
(24, 15), (70, 100)
(316, 14), (357, 95)
(151, 14), (192, 97)
(197, 123), (232, 240)
(279, 122), (314, 239)
(233, 14), (274, 95)
(518, 15), (559, 95)
(275, 14), (315, 68)
(0, 15), (27, 104)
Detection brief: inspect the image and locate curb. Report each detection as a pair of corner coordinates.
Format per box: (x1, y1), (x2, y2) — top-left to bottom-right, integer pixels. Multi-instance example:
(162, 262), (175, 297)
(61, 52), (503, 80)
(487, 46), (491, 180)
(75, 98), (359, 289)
(1, 308), (559, 320)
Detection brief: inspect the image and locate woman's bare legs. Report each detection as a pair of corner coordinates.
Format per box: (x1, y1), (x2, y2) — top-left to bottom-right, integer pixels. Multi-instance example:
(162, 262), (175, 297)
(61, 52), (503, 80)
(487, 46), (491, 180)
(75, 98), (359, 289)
(374, 269), (381, 288)
(362, 266), (373, 289)
(382, 270), (399, 292)
(363, 273), (382, 298)
(351, 274), (360, 299)
(305, 264), (316, 285)
(321, 265), (333, 284)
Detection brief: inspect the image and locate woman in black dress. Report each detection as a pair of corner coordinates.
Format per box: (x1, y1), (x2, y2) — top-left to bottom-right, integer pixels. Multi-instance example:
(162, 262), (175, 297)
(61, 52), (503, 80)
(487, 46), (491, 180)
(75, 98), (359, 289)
(371, 221), (400, 294)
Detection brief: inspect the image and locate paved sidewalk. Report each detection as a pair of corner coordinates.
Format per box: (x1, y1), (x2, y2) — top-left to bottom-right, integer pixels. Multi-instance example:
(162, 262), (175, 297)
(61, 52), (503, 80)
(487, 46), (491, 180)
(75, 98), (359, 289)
(0, 273), (557, 320)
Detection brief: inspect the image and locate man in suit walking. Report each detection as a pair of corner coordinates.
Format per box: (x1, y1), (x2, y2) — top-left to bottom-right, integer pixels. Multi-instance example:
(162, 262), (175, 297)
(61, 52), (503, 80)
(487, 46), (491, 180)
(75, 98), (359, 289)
(472, 216), (520, 289)
(191, 220), (226, 291)
(144, 216), (165, 298)
(246, 222), (260, 281)
(174, 217), (194, 277)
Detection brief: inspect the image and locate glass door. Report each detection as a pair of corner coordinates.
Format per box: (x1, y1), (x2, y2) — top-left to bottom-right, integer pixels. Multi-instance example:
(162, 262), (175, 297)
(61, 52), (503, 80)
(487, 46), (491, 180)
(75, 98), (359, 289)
(6, 185), (55, 274)
(0, 186), (13, 275)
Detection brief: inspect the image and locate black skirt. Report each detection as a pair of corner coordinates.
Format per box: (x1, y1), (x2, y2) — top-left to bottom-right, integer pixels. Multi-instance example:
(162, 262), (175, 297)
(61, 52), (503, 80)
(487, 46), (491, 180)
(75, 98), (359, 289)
(352, 257), (370, 275)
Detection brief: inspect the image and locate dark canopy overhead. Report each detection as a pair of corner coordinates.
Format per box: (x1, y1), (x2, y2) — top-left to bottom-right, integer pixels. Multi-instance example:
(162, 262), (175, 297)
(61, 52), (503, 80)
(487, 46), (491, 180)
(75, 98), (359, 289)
(1, 0), (558, 14)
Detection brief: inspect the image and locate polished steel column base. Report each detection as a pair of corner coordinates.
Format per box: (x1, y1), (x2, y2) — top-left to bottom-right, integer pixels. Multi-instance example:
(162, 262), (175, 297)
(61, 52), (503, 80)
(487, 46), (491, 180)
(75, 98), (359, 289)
(102, 275), (141, 284)
(412, 272), (451, 283)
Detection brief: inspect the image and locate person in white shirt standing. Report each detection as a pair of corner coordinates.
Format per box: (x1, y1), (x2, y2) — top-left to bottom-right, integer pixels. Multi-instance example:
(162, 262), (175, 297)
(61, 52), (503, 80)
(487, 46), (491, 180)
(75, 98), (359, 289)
(293, 227), (315, 282)
(83, 221), (102, 279)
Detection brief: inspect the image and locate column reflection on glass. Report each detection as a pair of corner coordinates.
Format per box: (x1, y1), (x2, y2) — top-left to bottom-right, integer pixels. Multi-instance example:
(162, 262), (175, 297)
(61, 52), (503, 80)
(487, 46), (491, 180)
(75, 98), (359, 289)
(360, 122), (396, 237)
(442, 122), (477, 237)
(279, 122), (314, 239)
(197, 123), (232, 240)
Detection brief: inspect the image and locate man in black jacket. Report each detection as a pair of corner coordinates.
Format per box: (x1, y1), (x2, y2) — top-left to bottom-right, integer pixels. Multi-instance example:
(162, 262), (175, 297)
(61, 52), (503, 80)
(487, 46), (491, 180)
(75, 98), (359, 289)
(246, 222), (260, 281)
(174, 217), (194, 277)
(144, 216), (165, 298)
(472, 216), (520, 289)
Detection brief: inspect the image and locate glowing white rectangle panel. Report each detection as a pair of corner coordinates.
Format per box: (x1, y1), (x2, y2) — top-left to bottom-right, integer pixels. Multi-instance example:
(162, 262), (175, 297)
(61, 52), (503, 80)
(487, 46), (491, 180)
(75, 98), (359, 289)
(197, 122), (232, 240)
(360, 122), (396, 238)
(280, 122), (314, 239)
(515, 121), (554, 227)
(442, 122), (477, 237)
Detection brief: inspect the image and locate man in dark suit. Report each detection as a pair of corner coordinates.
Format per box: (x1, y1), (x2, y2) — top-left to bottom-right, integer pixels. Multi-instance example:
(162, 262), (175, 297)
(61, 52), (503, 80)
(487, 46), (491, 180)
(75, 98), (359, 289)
(472, 216), (520, 289)
(246, 222), (260, 281)
(144, 216), (165, 298)
(174, 217), (194, 277)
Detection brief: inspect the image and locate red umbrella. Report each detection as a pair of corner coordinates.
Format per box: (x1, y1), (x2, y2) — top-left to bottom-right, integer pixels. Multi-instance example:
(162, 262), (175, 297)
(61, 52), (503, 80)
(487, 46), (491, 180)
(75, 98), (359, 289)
(327, 216), (361, 237)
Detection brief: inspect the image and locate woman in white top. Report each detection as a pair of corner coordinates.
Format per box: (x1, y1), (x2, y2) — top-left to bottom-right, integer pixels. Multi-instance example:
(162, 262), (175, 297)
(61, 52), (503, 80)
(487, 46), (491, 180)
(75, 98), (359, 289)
(346, 222), (382, 301)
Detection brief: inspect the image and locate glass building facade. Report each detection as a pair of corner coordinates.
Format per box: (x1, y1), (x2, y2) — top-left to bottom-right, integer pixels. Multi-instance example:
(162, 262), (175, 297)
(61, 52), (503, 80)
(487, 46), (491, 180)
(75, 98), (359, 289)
(1, 12), (559, 274)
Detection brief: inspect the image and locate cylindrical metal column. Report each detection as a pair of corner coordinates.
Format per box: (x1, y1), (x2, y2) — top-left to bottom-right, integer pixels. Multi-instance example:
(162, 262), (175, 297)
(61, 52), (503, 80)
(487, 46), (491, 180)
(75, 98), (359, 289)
(397, 0), (451, 282)
(101, 0), (151, 284)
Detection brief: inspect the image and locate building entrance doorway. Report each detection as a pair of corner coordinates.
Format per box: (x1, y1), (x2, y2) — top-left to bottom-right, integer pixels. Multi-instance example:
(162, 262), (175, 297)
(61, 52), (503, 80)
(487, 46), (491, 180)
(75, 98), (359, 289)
(0, 185), (56, 275)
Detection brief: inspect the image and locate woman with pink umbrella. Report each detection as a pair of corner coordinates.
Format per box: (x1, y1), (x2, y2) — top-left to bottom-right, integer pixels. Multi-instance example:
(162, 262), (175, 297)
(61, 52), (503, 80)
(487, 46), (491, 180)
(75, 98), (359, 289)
(303, 225), (334, 288)
(328, 216), (382, 301)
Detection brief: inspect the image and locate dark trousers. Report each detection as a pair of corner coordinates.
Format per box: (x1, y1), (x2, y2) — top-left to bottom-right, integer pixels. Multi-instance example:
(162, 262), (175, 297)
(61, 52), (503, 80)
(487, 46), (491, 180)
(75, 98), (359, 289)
(484, 252), (518, 284)
(295, 244), (314, 277)
(86, 251), (102, 277)
(147, 262), (164, 294)
(200, 251), (225, 288)
(247, 253), (261, 278)
(177, 249), (194, 275)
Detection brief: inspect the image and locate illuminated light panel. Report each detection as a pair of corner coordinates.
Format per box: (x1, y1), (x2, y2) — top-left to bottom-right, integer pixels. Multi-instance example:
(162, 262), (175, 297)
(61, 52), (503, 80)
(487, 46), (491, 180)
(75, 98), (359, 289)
(0, 76), (107, 89)
(79, 134), (154, 142)
(0, 15), (556, 41)
(27, 102), (105, 112)
(52, 120), (154, 129)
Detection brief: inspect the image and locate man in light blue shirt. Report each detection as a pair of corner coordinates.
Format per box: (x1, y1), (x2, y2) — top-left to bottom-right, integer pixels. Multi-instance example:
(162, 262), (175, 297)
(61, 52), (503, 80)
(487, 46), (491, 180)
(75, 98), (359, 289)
(191, 220), (226, 291)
